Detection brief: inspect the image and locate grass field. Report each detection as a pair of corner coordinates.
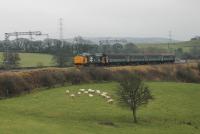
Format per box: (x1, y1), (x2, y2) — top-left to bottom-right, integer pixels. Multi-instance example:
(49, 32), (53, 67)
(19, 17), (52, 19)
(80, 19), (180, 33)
(137, 40), (200, 52)
(0, 82), (199, 134)
(0, 52), (54, 67)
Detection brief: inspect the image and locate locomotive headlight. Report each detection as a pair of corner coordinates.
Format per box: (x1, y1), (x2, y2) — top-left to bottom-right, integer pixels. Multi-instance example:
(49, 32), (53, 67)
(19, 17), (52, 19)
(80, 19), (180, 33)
(90, 57), (94, 62)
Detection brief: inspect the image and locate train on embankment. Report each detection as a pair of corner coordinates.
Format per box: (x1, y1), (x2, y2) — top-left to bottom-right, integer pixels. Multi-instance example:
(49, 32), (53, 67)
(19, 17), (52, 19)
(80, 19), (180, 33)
(73, 53), (175, 66)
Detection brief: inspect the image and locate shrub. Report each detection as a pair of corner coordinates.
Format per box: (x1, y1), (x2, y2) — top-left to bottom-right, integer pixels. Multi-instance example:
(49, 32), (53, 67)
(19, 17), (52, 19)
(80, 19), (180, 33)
(64, 69), (90, 85)
(0, 75), (30, 97)
(0, 63), (199, 99)
(198, 62), (200, 74)
(40, 72), (56, 88)
(52, 71), (66, 86)
(82, 67), (113, 81)
(36, 62), (44, 68)
(176, 67), (200, 83)
(0, 77), (16, 97)
(113, 69), (132, 81)
(2, 52), (21, 69)
(0, 69), (70, 98)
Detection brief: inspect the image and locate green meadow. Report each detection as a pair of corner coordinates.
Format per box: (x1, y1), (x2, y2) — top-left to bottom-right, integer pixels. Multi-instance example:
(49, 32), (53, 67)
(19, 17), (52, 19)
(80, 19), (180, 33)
(0, 52), (53, 67)
(137, 40), (200, 52)
(0, 82), (199, 134)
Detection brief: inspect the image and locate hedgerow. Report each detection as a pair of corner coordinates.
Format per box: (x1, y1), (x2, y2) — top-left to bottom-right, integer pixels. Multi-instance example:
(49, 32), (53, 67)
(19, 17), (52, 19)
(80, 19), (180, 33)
(0, 64), (199, 98)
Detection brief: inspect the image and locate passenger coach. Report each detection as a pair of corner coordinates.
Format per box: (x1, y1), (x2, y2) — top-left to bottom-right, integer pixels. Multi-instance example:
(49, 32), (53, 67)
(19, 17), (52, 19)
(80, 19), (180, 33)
(74, 53), (175, 66)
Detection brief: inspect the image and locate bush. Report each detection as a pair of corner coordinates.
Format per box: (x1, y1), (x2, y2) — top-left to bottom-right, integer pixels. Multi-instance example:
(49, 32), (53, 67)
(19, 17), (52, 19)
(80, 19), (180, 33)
(64, 69), (90, 85)
(113, 69), (132, 81)
(0, 64), (199, 99)
(176, 67), (200, 83)
(40, 73), (56, 88)
(198, 62), (200, 74)
(36, 62), (44, 68)
(52, 71), (66, 86)
(0, 75), (30, 97)
(0, 69), (69, 98)
(2, 52), (21, 69)
(82, 67), (113, 81)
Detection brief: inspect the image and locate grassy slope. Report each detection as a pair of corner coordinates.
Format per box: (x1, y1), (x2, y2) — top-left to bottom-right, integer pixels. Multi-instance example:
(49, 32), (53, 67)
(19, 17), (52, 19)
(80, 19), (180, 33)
(0, 52), (54, 67)
(0, 82), (200, 134)
(137, 40), (200, 52)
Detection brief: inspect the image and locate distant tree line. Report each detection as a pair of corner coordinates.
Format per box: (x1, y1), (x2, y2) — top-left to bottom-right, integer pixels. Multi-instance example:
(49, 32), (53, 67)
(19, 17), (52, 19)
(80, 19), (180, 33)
(175, 47), (200, 59)
(0, 36), (199, 67)
(0, 37), (140, 55)
(0, 36), (142, 67)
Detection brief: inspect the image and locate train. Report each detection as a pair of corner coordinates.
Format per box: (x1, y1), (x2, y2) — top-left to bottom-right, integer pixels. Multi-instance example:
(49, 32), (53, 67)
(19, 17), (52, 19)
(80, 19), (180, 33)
(74, 53), (175, 66)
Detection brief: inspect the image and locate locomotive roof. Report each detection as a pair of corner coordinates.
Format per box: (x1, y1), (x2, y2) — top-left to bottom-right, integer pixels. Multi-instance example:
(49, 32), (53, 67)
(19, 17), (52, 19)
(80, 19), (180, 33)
(79, 53), (175, 56)
(105, 53), (175, 56)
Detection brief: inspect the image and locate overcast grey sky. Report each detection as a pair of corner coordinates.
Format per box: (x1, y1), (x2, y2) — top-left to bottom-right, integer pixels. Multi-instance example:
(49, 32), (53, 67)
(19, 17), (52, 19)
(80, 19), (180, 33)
(0, 0), (199, 40)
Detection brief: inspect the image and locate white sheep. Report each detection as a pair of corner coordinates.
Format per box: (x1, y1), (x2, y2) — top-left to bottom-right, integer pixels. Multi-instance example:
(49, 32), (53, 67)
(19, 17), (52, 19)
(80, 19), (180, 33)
(102, 92), (108, 95)
(89, 94), (94, 97)
(96, 90), (101, 94)
(65, 90), (70, 94)
(70, 94), (75, 97)
(88, 89), (95, 93)
(105, 96), (111, 99)
(84, 91), (89, 94)
(77, 92), (82, 95)
(79, 89), (85, 92)
(107, 99), (114, 104)
(101, 92), (108, 96)
(101, 93), (107, 98)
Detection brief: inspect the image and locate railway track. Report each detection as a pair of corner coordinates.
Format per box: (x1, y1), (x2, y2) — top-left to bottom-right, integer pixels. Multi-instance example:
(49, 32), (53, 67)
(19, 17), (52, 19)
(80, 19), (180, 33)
(0, 66), (60, 73)
(0, 60), (198, 73)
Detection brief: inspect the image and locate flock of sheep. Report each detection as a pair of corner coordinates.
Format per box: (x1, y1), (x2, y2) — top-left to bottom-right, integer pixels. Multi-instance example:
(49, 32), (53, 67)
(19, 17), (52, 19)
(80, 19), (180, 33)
(65, 88), (114, 104)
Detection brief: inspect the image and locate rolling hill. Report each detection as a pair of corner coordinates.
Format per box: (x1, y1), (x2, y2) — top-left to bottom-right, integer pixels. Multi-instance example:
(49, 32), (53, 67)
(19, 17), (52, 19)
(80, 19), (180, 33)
(137, 40), (200, 52)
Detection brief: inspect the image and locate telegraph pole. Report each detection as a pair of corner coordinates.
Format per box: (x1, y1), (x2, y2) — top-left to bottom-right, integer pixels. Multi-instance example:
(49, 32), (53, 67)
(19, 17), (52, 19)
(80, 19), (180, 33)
(168, 30), (172, 51)
(59, 18), (64, 46)
(5, 34), (9, 65)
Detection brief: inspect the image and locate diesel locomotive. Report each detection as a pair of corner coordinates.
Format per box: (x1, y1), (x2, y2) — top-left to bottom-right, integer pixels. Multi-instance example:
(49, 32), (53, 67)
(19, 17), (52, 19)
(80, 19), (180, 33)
(74, 53), (175, 66)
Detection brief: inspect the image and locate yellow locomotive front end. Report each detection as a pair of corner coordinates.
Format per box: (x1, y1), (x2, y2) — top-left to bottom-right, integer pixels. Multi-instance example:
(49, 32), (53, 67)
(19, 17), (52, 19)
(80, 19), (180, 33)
(73, 55), (88, 66)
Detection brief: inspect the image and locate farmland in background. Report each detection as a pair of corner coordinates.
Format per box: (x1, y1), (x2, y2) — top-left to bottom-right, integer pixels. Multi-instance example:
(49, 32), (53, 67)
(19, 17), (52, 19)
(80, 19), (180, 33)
(137, 40), (200, 52)
(0, 52), (54, 67)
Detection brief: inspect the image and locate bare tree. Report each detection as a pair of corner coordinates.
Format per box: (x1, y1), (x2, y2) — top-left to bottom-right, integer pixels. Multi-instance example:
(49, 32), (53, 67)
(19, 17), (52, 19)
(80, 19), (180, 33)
(2, 52), (21, 69)
(124, 43), (140, 53)
(117, 74), (153, 123)
(52, 42), (73, 67)
(112, 43), (123, 53)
